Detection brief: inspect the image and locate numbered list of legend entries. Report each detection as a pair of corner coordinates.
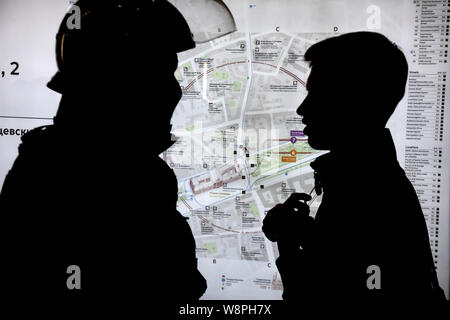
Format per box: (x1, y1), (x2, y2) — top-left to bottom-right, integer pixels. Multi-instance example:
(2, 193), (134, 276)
(405, 0), (449, 288)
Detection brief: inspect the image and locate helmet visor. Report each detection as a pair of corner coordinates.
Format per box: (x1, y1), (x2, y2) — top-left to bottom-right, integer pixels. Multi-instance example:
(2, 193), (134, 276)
(168, 0), (237, 44)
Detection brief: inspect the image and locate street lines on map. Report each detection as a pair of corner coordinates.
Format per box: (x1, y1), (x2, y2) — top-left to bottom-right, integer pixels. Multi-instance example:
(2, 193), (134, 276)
(290, 34), (317, 45)
(210, 192), (232, 198)
(178, 35), (249, 66)
(249, 153), (324, 189)
(179, 31), (309, 93)
(183, 60), (306, 93)
(245, 108), (294, 116)
(176, 136), (306, 186)
(197, 214), (241, 234)
(171, 131), (316, 209)
(184, 60), (247, 91)
(180, 150), (321, 210)
(202, 62), (208, 100)
(172, 119), (238, 137)
(194, 60), (230, 122)
(189, 134), (217, 161)
(252, 33), (294, 76)
(221, 95), (229, 122)
(185, 152), (323, 237)
(180, 197), (192, 210)
(177, 31), (312, 68)
(180, 185), (243, 235)
(251, 188), (278, 263)
(174, 30), (318, 217)
(237, 33), (254, 162)
(279, 35), (294, 71)
(252, 61), (306, 86)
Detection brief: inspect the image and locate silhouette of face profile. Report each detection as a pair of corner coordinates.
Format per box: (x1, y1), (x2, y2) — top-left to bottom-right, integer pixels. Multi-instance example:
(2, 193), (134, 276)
(53, 0), (191, 145)
(60, 47), (182, 140)
(296, 32), (409, 151)
(296, 65), (348, 151)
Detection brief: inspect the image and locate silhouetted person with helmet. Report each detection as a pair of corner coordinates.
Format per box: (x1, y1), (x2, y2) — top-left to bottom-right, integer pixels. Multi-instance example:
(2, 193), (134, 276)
(262, 32), (446, 310)
(0, 0), (206, 311)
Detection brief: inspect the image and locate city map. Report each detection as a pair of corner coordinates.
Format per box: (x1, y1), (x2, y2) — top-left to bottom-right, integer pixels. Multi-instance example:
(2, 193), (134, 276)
(165, 30), (331, 298)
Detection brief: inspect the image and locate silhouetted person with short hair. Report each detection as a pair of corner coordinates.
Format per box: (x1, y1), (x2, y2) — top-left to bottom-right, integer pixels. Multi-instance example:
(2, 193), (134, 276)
(262, 32), (445, 308)
(0, 0), (206, 311)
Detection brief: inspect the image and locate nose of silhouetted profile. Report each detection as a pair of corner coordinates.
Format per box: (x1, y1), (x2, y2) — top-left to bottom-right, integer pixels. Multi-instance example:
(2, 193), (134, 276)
(297, 94), (309, 122)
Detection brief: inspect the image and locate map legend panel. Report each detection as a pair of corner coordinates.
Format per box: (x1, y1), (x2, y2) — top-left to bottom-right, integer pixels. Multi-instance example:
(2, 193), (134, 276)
(405, 145), (443, 263)
(412, 0), (450, 65)
(406, 71), (447, 141)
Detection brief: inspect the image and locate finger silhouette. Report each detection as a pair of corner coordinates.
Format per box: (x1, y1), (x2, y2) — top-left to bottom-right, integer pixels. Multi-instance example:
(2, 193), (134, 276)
(284, 193), (311, 216)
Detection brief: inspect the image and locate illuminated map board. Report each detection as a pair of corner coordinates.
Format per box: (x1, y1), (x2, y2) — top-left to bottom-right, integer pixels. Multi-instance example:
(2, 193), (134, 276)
(0, 0), (448, 299)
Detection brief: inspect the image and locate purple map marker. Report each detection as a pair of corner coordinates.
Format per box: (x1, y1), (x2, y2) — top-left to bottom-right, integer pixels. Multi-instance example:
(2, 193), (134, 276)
(290, 130), (305, 137)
